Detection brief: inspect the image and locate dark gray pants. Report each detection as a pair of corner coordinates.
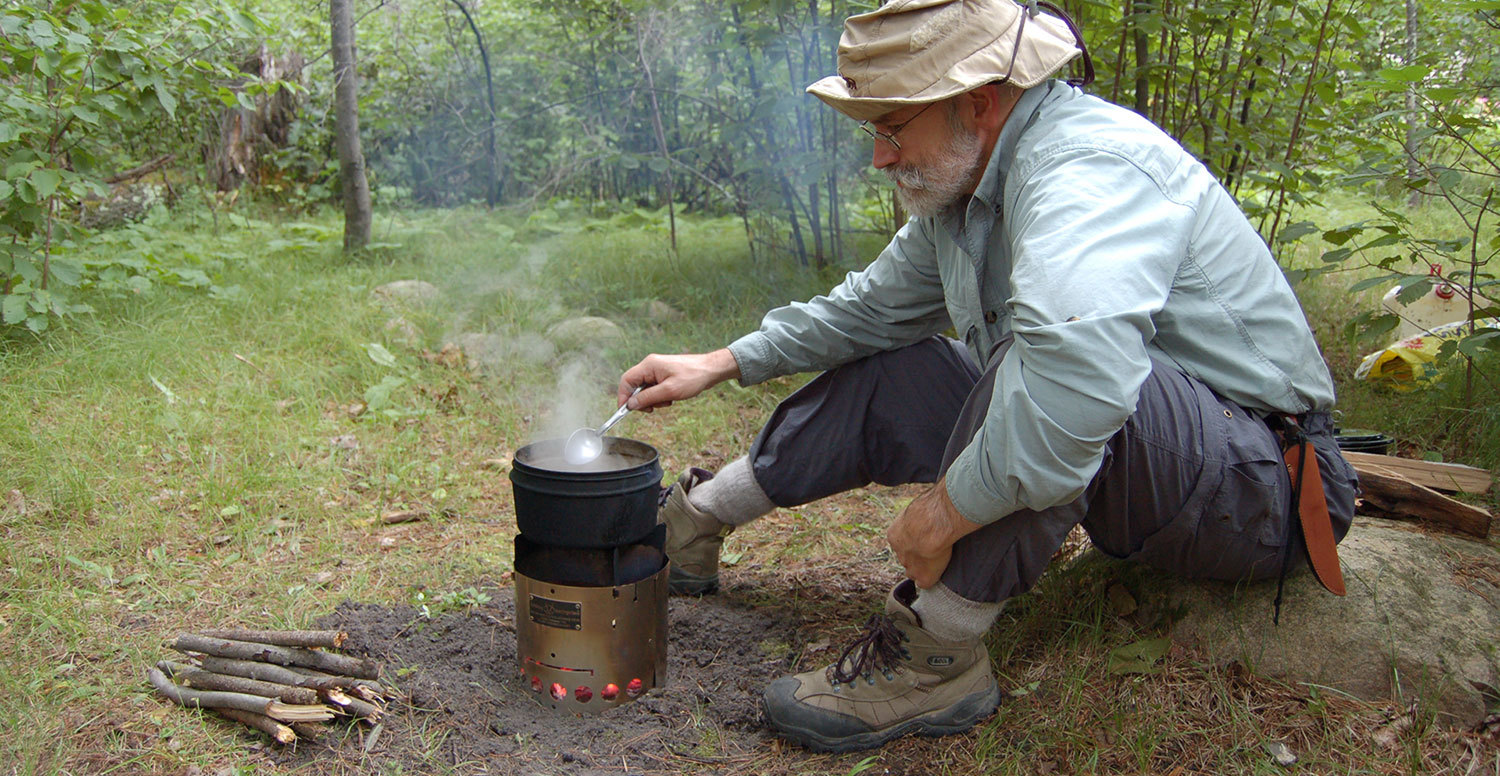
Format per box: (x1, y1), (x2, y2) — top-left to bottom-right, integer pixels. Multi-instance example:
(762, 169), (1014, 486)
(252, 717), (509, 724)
(749, 337), (1357, 603)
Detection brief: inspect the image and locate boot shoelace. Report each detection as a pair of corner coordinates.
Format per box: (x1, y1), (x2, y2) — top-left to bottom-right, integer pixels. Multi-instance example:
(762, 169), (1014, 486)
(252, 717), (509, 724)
(829, 614), (910, 687)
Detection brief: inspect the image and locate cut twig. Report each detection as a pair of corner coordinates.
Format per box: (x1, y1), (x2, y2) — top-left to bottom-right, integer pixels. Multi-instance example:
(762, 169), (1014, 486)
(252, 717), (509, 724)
(288, 721), (325, 741)
(335, 695), (384, 722)
(172, 634), (378, 679)
(231, 353), (269, 376)
(197, 629), (347, 649)
(214, 708), (297, 744)
(380, 509), (426, 525)
(157, 660), (320, 705)
(197, 656), (347, 691)
(287, 665), (389, 698)
(148, 667), (334, 722)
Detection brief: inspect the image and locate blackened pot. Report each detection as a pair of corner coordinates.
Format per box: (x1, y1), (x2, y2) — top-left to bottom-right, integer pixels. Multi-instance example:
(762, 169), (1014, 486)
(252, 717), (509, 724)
(510, 437), (662, 548)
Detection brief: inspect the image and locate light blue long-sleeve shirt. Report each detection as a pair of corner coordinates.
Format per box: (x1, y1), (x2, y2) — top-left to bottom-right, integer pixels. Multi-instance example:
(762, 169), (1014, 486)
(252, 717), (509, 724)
(727, 81), (1336, 527)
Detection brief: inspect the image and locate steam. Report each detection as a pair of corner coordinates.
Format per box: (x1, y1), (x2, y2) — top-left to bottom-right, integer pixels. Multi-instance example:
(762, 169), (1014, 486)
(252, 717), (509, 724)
(539, 357), (614, 443)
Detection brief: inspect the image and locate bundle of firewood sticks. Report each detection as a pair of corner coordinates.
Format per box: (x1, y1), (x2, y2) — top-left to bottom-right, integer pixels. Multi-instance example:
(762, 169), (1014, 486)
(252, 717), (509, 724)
(147, 629), (388, 745)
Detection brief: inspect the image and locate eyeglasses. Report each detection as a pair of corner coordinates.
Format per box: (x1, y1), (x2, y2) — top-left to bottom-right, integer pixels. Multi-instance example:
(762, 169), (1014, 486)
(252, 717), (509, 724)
(858, 102), (937, 151)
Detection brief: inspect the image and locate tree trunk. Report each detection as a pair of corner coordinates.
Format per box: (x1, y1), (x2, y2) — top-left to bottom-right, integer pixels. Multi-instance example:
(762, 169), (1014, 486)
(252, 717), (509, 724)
(634, 16), (677, 252)
(1133, 0), (1151, 115)
(448, 0), (500, 205)
(1404, 0), (1422, 207)
(330, 0), (372, 252)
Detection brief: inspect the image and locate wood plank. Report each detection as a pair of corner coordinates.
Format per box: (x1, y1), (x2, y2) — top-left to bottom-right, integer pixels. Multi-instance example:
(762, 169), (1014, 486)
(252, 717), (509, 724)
(1341, 451), (1492, 494)
(1352, 462), (1493, 538)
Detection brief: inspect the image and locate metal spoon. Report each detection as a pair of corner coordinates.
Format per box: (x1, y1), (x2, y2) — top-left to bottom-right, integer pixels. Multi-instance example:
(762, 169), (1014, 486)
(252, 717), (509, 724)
(563, 385), (643, 465)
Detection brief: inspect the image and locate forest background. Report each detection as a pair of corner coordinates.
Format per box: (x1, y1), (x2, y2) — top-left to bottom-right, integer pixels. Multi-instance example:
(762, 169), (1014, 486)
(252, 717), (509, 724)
(2, 0), (1500, 773)
(2, 0), (1498, 460)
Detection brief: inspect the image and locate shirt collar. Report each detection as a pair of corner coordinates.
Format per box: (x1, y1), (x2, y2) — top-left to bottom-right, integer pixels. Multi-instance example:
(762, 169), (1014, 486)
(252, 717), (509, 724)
(972, 81), (1055, 211)
(935, 81), (1056, 253)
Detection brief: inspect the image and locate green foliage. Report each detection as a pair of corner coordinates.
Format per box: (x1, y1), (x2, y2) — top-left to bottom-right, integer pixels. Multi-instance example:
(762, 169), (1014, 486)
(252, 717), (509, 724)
(0, 0), (267, 332)
(1270, 0), (1500, 391)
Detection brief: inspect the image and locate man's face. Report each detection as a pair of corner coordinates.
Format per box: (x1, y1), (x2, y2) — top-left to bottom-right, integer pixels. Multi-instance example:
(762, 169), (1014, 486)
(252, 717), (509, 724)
(870, 100), (986, 218)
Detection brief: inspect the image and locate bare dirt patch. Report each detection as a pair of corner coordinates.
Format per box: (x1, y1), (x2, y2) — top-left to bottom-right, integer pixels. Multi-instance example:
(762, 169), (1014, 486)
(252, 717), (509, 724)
(270, 579), (812, 774)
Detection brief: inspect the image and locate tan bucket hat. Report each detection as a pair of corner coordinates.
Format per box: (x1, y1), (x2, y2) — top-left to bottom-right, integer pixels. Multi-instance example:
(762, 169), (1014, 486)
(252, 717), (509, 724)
(807, 0), (1092, 122)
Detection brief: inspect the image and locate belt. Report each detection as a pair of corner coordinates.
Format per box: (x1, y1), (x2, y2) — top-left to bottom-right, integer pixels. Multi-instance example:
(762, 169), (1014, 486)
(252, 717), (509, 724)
(1267, 413), (1345, 624)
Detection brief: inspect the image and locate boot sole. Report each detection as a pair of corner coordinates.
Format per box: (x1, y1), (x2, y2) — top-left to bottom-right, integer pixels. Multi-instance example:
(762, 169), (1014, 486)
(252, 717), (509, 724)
(667, 567), (719, 596)
(769, 682), (1001, 753)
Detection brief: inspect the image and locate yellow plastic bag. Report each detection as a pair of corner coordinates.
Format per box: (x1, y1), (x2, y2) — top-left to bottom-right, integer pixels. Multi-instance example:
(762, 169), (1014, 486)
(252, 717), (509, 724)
(1354, 318), (1500, 388)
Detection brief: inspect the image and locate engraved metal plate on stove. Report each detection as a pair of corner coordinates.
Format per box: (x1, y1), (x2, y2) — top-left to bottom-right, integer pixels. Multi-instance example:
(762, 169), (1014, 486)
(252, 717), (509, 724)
(529, 595), (582, 630)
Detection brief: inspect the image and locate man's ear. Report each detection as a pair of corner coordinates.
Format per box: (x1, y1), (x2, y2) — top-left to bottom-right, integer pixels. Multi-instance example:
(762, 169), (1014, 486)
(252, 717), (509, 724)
(966, 83), (1017, 133)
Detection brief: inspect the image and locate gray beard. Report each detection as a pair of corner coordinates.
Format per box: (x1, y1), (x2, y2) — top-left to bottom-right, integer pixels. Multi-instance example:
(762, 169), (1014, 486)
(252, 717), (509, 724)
(884, 126), (986, 219)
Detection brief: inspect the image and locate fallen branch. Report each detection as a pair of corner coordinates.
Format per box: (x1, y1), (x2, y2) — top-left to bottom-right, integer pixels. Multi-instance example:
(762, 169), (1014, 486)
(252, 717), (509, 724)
(104, 154), (176, 185)
(148, 667), (334, 722)
(215, 708), (297, 744)
(171, 634), (378, 679)
(197, 628), (347, 649)
(1356, 463), (1494, 538)
(1344, 452), (1492, 494)
(158, 660), (320, 705)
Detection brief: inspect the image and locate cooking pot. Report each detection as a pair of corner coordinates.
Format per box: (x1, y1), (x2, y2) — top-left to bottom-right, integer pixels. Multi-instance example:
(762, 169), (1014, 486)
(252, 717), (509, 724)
(509, 437), (662, 548)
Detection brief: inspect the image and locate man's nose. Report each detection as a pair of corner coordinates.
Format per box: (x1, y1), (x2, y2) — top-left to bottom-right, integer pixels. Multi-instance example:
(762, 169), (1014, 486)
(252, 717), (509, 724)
(871, 139), (899, 170)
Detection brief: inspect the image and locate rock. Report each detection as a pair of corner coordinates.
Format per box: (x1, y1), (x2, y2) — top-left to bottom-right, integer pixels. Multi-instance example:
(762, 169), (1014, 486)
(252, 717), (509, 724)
(383, 316), (422, 348)
(547, 316), (623, 350)
(1150, 519), (1500, 726)
(450, 332), (555, 376)
(647, 300), (683, 321)
(1264, 741), (1297, 767)
(78, 182), (165, 229)
(371, 280), (439, 307)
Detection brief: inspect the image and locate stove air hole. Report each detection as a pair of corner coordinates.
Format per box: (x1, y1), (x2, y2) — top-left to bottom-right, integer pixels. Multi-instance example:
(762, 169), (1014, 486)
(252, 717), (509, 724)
(626, 678), (644, 697)
(531, 676), (543, 693)
(601, 683), (619, 700)
(550, 682), (566, 700)
(574, 686), (593, 703)
(611, 618), (617, 628)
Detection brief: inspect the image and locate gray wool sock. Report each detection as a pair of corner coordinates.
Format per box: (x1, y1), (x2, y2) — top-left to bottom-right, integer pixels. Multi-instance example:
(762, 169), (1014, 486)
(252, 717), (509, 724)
(910, 582), (1004, 643)
(687, 456), (776, 527)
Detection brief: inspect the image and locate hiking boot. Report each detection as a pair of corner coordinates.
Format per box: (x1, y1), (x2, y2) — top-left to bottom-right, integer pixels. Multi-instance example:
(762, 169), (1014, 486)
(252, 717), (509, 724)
(762, 580), (1000, 752)
(662, 468), (734, 595)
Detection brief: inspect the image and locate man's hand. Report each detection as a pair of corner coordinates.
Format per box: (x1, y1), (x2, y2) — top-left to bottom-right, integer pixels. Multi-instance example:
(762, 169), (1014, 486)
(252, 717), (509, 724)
(887, 478), (985, 589)
(619, 348), (741, 411)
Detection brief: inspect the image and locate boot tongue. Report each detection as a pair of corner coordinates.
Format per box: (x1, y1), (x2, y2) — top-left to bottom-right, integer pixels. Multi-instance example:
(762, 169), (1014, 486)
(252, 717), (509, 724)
(886, 579), (923, 629)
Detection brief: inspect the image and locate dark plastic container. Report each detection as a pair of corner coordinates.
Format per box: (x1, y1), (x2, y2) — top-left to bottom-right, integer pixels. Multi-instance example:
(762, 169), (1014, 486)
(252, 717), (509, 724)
(509, 437), (662, 548)
(1335, 428), (1394, 455)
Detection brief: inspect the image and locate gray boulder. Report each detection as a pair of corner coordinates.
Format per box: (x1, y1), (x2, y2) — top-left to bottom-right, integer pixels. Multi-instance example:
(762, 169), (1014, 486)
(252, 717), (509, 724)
(1147, 519), (1499, 726)
(647, 300), (683, 321)
(372, 280), (439, 308)
(547, 316), (623, 350)
(450, 332), (555, 376)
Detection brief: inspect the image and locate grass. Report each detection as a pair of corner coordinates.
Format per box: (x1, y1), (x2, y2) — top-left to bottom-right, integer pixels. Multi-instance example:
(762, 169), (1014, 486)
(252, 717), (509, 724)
(0, 197), (1495, 774)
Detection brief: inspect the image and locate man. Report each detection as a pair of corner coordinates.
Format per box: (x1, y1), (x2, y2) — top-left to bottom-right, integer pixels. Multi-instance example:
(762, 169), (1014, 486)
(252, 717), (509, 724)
(617, 0), (1357, 753)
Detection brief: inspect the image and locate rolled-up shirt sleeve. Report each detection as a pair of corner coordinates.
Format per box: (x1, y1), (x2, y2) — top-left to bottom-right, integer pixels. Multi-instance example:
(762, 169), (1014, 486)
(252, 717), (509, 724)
(729, 217), (953, 386)
(945, 148), (1194, 525)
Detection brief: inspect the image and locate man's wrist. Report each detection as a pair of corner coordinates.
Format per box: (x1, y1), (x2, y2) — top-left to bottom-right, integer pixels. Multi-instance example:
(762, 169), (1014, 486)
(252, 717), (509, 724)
(707, 347), (742, 383)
